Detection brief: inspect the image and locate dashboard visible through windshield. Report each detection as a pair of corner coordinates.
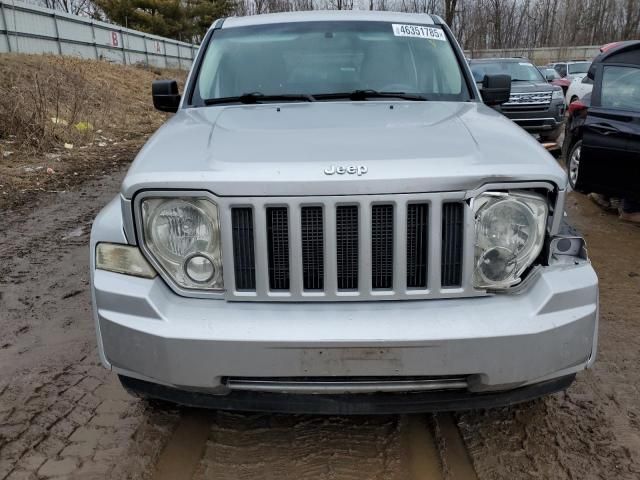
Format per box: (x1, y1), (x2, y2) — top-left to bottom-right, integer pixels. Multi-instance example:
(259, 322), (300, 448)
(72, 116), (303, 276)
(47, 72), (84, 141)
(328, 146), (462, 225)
(190, 21), (471, 105)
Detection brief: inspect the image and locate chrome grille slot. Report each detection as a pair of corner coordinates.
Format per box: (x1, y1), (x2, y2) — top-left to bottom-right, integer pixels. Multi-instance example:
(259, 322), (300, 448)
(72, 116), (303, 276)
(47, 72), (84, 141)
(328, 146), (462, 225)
(301, 206), (324, 290)
(266, 207), (290, 290)
(407, 203), (429, 288)
(336, 205), (359, 290)
(231, 207), (256, 290)
(441, 202), (464, 287)
(371, 204), (394, 289)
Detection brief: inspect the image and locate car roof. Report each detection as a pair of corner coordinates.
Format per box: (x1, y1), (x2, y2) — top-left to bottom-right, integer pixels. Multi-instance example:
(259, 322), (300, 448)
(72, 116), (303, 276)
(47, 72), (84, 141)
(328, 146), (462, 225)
(222, 10), (437, 29)
(594, 40), (640, 65)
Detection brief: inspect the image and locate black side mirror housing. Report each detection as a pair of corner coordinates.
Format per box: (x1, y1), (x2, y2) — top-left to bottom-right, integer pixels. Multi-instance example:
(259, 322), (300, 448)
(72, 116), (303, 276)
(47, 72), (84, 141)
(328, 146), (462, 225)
(481, 74), (511, 106)
(587, 64), (597, 81)
(152, 80), (181, 113)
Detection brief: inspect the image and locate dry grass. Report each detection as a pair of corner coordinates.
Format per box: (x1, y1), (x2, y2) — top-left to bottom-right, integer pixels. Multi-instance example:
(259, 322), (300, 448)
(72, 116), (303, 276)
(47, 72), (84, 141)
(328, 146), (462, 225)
(0, 54), (187, 210)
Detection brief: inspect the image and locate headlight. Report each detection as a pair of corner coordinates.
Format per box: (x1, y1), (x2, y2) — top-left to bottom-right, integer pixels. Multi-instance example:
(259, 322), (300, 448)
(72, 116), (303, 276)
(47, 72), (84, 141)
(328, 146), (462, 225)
(473, 191), (548, 289)
(141, 197), (223, 290)
(552, 89), (564, 100)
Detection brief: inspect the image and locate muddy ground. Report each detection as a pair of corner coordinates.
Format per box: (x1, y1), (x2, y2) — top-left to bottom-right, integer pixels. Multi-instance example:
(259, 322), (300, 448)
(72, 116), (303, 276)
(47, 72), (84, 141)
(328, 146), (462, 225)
(1, 153), (640, 479)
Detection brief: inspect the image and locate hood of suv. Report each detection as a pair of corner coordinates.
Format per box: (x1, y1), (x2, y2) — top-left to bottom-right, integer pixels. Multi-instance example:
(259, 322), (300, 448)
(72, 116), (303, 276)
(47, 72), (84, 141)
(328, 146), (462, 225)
(122, 102), (566, 197)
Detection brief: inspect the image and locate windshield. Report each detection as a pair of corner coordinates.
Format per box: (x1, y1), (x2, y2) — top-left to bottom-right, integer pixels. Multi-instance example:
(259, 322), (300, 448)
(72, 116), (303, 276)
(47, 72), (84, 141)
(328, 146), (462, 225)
(470, 60), (545, 82)
(191, 21), (469, 105)
(544, 68), (561, 79)
(568, 62), (591, 75)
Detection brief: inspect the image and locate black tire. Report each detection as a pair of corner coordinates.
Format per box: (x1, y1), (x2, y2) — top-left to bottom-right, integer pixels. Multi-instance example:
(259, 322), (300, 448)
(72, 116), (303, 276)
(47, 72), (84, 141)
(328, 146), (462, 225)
(566, 139), (583, 191)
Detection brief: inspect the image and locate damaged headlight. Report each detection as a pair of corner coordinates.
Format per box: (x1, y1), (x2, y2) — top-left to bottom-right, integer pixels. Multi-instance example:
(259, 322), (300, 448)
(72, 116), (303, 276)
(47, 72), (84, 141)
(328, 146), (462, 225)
(473, 191), (548, 289)
(141, 197), (223, 290)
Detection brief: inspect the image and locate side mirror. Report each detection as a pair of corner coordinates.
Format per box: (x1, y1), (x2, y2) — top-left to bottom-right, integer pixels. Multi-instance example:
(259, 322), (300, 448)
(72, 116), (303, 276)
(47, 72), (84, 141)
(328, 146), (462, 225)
(481, 74), (511, 106)
(152, 80), (180, 113)
(587, 64), (597, 81)
(545, 71), (556, 82)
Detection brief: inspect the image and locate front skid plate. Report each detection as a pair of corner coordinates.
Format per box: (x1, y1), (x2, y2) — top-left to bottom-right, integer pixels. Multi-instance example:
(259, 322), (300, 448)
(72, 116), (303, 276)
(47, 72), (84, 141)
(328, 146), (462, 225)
(120, 374), (575, 415)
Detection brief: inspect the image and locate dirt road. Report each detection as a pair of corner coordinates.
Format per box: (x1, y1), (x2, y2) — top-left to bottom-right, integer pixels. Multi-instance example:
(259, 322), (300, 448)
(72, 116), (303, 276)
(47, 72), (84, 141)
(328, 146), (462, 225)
(1, 162), (639, 479)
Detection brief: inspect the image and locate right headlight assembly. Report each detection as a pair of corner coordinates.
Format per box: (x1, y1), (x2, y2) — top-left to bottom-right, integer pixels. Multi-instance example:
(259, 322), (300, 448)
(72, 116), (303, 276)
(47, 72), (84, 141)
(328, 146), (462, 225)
(473, 191), (548, 290)
(140, 197), (223, 291)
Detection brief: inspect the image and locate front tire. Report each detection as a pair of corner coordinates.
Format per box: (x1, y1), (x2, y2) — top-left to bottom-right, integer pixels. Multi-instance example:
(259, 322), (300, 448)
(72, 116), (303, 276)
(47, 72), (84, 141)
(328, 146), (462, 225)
(566, 140), (582, 190)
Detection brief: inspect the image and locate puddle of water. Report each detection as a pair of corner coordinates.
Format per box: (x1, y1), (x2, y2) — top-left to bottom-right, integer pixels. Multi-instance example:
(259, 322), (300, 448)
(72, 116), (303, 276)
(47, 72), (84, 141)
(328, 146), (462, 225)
(433, 414), (478, 480)
(405, 414), (443, 479)
(153, 409), (213, 480)
(62, 226), (84, 239)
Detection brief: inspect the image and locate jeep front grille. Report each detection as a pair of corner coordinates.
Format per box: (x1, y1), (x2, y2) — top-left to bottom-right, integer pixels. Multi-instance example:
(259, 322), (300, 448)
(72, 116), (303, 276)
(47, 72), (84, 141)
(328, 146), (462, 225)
(224, 194), (479, 301)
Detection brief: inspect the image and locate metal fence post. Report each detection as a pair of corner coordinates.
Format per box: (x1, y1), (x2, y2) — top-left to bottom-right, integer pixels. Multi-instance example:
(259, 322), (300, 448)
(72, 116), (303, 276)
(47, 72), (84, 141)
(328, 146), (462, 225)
(10, 0), (19, 53)
(141, 33), (149, 67)
(52, 11), (62, 55)
(90, 20), (98, 60)
(0, 1), (11, 52)
(162, 39), (167, 68)
(120, 27), (126, 64)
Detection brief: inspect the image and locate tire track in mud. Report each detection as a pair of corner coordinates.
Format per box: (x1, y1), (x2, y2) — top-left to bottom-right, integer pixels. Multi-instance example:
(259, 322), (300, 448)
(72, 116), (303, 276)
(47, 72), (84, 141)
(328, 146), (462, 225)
(152, 411), (477, 480)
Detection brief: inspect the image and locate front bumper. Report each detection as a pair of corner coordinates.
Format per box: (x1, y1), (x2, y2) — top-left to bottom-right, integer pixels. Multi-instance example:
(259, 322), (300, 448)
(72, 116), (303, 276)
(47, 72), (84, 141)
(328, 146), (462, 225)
(93, 261), (598, 396)
(501, 99), (566, 133)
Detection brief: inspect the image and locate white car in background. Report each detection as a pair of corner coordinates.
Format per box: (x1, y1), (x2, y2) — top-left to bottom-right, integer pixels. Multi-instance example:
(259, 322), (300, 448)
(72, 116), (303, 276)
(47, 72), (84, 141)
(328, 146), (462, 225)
(565, 74), (593, 105)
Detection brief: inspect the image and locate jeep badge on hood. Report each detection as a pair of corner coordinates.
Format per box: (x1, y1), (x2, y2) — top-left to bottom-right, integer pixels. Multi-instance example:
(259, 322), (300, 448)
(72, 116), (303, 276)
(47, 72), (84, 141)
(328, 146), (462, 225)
(324, 165), (368, 176)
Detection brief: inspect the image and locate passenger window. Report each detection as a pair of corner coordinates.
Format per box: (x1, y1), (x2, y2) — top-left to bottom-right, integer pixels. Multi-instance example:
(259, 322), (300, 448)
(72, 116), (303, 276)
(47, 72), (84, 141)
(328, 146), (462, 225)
(601, 66), (640, 110)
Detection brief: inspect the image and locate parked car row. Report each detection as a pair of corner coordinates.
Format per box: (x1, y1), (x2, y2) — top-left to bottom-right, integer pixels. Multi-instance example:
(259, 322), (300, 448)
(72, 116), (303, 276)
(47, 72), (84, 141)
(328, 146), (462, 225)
(469, 58), (565, 141)
(469, 42), (638, 222)
(562, 40), (640, 205)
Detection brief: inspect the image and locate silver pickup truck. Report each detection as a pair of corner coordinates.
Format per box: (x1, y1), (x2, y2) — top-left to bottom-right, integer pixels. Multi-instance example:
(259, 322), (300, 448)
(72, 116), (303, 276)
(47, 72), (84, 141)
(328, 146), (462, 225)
(90, 11), (598, 414)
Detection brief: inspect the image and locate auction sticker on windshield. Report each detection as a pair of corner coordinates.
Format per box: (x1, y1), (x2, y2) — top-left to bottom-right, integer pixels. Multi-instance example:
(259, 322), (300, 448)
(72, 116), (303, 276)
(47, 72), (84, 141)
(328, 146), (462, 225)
(392, 24), (446, 41)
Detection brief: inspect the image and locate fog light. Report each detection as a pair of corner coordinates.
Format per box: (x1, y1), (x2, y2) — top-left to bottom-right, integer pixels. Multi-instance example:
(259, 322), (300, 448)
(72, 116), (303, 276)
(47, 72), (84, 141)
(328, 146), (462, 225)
(184, 254), (215, 283)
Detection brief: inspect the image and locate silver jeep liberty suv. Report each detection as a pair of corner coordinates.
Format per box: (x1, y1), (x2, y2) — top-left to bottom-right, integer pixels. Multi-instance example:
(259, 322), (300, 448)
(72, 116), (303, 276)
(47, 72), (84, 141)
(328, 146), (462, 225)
(90, 11), (598, 414)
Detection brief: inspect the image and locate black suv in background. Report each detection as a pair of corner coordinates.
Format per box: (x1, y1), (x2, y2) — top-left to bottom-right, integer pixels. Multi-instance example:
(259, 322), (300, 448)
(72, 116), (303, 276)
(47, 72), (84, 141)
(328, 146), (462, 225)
(470, 58), (565, 142)
(563, 41), (640, 200)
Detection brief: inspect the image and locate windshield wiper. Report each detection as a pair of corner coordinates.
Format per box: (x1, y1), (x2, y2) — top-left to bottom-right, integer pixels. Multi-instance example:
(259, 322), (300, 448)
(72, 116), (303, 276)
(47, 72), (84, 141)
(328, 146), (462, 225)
(204, 92), (316, 105)
(313, 89), (427, 101)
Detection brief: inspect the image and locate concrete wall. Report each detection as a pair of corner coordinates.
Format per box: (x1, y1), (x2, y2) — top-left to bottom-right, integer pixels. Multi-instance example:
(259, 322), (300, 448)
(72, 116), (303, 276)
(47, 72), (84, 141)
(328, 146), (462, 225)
(465, 45), (602, 64)
(0, 0), (198, 70)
